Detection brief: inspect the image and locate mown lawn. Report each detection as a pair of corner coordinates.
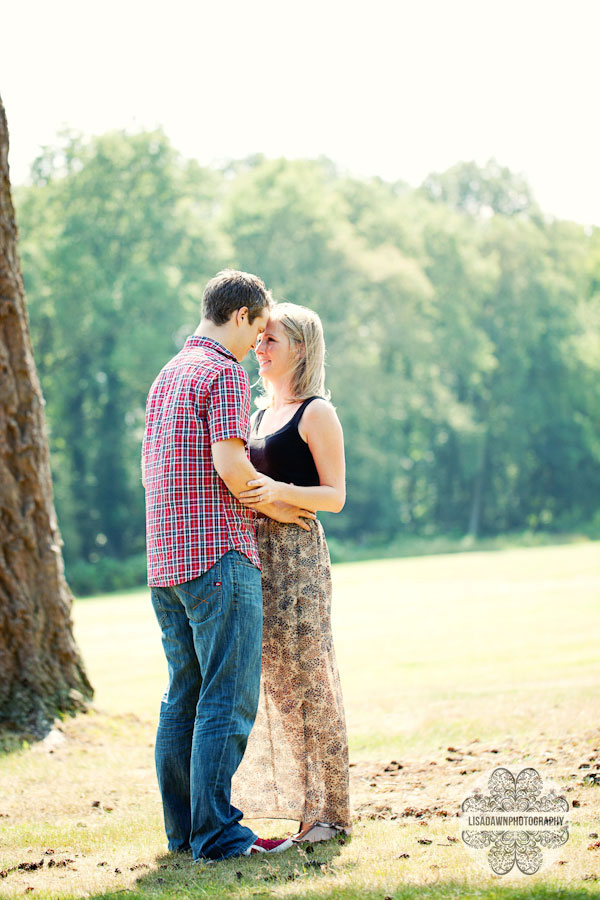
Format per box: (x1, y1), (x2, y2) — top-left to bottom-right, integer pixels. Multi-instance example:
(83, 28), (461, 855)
(1, 540), (599, 899)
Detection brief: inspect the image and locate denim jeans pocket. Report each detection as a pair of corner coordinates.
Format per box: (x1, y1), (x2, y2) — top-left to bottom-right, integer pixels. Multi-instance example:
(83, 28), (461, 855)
(176, 564), (223, 624)
(231, 551), (259, 571)
(229, 553), (262, 614)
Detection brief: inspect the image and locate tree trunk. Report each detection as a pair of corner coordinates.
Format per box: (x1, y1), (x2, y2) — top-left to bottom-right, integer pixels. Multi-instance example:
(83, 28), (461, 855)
(0, 95), (93, 738)
(467, 433), (487, 538)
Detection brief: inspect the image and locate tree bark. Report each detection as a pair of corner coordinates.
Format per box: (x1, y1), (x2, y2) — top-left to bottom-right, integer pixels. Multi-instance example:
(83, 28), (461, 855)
(0, 95), (93, 738)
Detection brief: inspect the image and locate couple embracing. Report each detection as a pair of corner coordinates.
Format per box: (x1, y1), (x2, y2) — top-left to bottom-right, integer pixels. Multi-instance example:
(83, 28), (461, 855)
(142, 270), (351, 861)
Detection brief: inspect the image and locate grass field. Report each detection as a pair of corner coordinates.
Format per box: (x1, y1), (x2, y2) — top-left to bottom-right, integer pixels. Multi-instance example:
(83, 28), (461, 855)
(1, 541), (600, 899)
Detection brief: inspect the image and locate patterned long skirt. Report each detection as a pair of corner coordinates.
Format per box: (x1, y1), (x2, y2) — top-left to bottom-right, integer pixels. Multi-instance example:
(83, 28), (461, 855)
(231, 517), (351, 827)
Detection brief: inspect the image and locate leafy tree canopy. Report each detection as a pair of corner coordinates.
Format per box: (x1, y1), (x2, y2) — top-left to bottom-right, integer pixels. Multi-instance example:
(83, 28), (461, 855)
(13, 133), (600, 591)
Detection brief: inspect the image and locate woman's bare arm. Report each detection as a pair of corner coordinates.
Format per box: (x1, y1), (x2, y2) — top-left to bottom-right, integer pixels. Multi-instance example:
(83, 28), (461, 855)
(239, 400), (346, 513)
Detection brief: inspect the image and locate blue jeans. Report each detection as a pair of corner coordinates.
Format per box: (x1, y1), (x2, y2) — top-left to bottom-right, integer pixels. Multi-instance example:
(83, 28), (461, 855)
(150, 551), (262, 860)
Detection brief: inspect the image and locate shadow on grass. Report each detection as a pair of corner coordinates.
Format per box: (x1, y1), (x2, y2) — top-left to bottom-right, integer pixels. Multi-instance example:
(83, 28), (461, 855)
(80, 836), (600, 900)
(89, 855), (600, 900)
(127, 839), (351, 897)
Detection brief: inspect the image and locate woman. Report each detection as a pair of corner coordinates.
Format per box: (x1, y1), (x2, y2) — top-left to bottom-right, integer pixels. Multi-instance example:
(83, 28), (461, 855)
(230, 302), (351, 842)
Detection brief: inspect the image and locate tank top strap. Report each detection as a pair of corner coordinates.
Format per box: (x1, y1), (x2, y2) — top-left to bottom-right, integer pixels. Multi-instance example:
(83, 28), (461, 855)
(289, 396), (321, 428)
(254, 408), (266, 431)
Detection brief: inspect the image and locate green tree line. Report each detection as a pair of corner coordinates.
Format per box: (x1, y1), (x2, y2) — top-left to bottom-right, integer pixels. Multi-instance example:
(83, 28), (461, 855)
(14, 131), (600, 593)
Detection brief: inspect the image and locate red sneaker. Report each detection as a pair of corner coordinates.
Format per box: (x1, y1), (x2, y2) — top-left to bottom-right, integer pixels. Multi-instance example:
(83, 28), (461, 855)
(243, 837), (294, 855)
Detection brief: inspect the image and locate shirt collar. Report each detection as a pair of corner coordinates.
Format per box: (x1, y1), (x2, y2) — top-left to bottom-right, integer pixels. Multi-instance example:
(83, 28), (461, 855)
(184, 334), (238, 363)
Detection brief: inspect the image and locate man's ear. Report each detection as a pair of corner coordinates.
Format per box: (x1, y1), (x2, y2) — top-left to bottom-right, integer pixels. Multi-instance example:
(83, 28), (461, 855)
(235, 306), (249, 325)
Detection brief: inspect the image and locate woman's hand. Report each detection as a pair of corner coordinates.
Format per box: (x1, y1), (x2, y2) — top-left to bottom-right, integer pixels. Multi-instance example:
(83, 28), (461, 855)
(268, 501), (316, 531)
(239, 475), (286, 505)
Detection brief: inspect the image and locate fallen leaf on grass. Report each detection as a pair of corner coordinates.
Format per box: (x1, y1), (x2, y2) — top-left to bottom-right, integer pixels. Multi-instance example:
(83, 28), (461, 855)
(401, 807), (429, 818)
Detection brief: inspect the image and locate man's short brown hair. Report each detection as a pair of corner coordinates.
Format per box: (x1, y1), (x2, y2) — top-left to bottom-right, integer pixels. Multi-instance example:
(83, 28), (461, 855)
(202, 270), (272, 325)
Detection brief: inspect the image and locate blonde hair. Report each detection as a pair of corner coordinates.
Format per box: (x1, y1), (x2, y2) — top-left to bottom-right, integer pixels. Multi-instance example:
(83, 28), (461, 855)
(257, 302), (330, 407)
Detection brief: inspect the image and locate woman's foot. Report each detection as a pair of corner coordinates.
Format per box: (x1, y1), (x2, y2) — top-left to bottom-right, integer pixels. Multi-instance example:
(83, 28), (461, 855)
(292, 822), (342, 843)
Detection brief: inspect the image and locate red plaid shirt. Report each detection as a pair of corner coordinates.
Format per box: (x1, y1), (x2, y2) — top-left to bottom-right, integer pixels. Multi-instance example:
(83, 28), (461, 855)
(142, 335), (259, 586)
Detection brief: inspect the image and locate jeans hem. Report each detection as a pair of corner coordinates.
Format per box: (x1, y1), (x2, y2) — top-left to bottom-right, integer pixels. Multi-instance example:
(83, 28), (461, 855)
(240, 836), (257, 856)
(193, 834), (257, 862)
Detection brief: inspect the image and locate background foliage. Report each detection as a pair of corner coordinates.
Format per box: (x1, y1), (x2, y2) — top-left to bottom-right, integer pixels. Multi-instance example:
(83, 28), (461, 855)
(14, 130), (600, 593)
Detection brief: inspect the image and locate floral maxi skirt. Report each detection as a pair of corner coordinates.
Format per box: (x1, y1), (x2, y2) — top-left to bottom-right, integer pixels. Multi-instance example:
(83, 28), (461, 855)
(231, 518), (351, 827)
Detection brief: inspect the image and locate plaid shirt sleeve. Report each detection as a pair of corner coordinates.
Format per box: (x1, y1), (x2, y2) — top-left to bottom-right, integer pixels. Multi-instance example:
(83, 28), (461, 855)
(206, 364), (251, 446)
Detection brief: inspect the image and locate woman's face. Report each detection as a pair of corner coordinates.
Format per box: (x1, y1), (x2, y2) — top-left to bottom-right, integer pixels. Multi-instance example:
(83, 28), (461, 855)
(255, 319), (295, 381)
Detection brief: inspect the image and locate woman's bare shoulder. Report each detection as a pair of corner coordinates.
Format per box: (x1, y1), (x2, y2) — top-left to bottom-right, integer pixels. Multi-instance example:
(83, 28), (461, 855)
(305, 397), (337, 415)
(302, 398), (342, 431)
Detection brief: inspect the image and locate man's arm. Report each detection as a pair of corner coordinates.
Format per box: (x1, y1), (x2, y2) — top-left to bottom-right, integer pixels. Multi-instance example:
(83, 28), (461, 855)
(211, 438), (315, 531)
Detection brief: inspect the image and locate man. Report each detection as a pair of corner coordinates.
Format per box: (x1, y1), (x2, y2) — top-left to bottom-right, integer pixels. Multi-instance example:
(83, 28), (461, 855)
(142, 270), (313, 860)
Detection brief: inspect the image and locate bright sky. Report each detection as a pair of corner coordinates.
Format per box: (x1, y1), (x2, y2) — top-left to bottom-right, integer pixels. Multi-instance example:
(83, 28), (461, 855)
(2, 0), (599, 225)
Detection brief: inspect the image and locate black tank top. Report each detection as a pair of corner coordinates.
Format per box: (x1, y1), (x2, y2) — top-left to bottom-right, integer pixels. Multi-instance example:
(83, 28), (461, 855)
(249, 397), (321, 486)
